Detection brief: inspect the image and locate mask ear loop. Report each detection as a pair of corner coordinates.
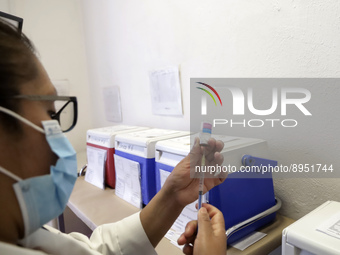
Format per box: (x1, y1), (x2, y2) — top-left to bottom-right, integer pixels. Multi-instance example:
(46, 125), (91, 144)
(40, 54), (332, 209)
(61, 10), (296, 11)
(0, 165), (22, 182)
(0, 106), (44, 134)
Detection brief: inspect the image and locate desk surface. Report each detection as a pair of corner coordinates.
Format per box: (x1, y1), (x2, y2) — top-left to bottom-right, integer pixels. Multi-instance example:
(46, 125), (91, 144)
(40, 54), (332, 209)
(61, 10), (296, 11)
(68, 152), (294, 255)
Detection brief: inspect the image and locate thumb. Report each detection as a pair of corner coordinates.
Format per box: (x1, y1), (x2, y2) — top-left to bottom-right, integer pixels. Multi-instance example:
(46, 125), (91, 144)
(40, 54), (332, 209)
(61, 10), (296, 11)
(197, 207), (212, 236)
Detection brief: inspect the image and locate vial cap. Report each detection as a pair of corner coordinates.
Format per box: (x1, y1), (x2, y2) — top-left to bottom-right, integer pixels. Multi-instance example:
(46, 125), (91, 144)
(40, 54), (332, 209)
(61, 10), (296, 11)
(199, 122), (212, 145)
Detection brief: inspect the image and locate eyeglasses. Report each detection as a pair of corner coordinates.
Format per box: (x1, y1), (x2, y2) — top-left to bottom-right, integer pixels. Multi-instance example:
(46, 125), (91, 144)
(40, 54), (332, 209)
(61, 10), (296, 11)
(7, 95), (78, 132)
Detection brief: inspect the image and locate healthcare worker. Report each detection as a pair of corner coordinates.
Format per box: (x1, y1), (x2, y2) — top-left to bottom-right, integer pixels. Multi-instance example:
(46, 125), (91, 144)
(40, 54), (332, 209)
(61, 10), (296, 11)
(0, 19), (227, 255)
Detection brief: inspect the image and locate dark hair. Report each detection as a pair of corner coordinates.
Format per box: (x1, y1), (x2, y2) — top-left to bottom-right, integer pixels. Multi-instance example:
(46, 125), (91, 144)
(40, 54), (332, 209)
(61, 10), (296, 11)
(0, 18), (38, 131)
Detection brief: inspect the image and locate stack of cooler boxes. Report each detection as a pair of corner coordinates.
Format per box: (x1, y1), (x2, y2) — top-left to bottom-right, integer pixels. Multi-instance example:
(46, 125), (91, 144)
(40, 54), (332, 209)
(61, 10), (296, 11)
(155, 134), (277, 244)
(114, 128), (189, 205)
(86, 125), (149, 188)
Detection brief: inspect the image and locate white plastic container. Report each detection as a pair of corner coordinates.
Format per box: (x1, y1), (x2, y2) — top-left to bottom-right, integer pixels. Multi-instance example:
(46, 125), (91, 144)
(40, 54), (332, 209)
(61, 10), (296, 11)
(282, 201), (340, 255)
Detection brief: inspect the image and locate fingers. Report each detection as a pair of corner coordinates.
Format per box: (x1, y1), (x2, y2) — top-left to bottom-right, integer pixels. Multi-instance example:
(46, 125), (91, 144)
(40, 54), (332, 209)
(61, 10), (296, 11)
(195, 203), (221, 219)
(201, 204), (226, 239)
(203, 139), (219, 162)
(201, 204), (225, 224)
(195, 204), (225, 228)
(184, 220), (198, 238)
(197, 207), (214, 236)
(182, 244), (193, 255)
(189, 137), (226, 180)
(178, 221), (196, 255)
(213, 151), (224, 166)
(179, 204), (226, 255)
(189, 137), (203, 166)
(207, 139), (224, 155)
(215, 139), (224, 152)
(203, 139), (224, 164)
(177, 220), (197, 245)
(192, 138), (223, 155)
(190, 138), (224, 164)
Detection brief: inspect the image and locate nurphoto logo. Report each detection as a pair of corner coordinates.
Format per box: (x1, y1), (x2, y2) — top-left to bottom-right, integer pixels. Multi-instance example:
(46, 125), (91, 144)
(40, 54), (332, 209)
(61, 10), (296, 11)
(196, 82), (312, 128)
(196, 82), (223, 115)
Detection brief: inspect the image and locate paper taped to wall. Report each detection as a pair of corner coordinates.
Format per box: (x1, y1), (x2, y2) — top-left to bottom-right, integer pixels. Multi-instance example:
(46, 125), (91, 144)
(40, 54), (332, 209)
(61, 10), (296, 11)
(149, 66), (183, 116)
(102, 86), (122, 122)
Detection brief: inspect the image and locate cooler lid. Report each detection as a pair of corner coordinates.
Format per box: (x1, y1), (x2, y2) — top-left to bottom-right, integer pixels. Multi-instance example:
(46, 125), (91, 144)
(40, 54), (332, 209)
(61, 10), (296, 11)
(115, 128), (189, 147)
(283, 201), (340, 254)
(155, 134), (259, 156)
(155, 135), (192, 156)
(115, 128), (189, 158)
(87, 125), (149, 148)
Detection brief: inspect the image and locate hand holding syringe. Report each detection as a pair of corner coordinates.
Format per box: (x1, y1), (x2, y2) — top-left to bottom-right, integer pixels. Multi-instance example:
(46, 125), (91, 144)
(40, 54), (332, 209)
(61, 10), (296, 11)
(159, 122), (224, 208)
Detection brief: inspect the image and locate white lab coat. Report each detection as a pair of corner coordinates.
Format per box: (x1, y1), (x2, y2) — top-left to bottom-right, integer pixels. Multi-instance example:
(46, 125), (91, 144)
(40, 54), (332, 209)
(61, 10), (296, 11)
(0, 212), (157, 255)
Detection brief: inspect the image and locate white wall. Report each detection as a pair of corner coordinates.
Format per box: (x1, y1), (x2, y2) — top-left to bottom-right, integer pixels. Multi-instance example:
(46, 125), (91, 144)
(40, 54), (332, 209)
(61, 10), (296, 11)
(1, 0), (339, 220)
(0, 0), (92, 152)
(81, 0), (340, 220)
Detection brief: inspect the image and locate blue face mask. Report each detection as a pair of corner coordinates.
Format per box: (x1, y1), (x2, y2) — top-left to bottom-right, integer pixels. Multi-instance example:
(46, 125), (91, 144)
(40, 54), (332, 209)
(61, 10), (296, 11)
(0, 106), (77, 237)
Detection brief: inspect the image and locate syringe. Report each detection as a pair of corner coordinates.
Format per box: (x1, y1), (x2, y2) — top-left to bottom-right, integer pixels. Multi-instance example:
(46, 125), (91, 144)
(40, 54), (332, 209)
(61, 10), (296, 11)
(198, 122), (212, 210)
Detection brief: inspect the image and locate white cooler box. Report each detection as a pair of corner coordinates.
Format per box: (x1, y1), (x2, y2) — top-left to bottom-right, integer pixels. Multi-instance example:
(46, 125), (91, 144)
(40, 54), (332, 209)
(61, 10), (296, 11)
(86, 125), (148, 188)
(282, 200), (340, 255)
(114, 128), (189, 205)
(155, 134), (278, 244)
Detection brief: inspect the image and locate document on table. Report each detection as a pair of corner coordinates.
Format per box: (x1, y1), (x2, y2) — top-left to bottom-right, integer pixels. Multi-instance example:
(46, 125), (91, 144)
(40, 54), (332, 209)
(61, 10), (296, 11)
(85, 146), (106, 189)
(164, 201), (198, 250)
(160, 168), (199, 232)
(165, 230), (184, 250)
(114, 155), (142, 209)
(230, 231), (267, 251)
(172, 201), (198, 232)
(160, 168), (199, 249)
(317, 211), (340, 239)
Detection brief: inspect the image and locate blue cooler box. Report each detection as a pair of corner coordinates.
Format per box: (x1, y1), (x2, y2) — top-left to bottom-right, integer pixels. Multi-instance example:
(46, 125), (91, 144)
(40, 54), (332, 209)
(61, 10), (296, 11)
(114, 128), (189, 205)
(155, 134), (277, 244)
